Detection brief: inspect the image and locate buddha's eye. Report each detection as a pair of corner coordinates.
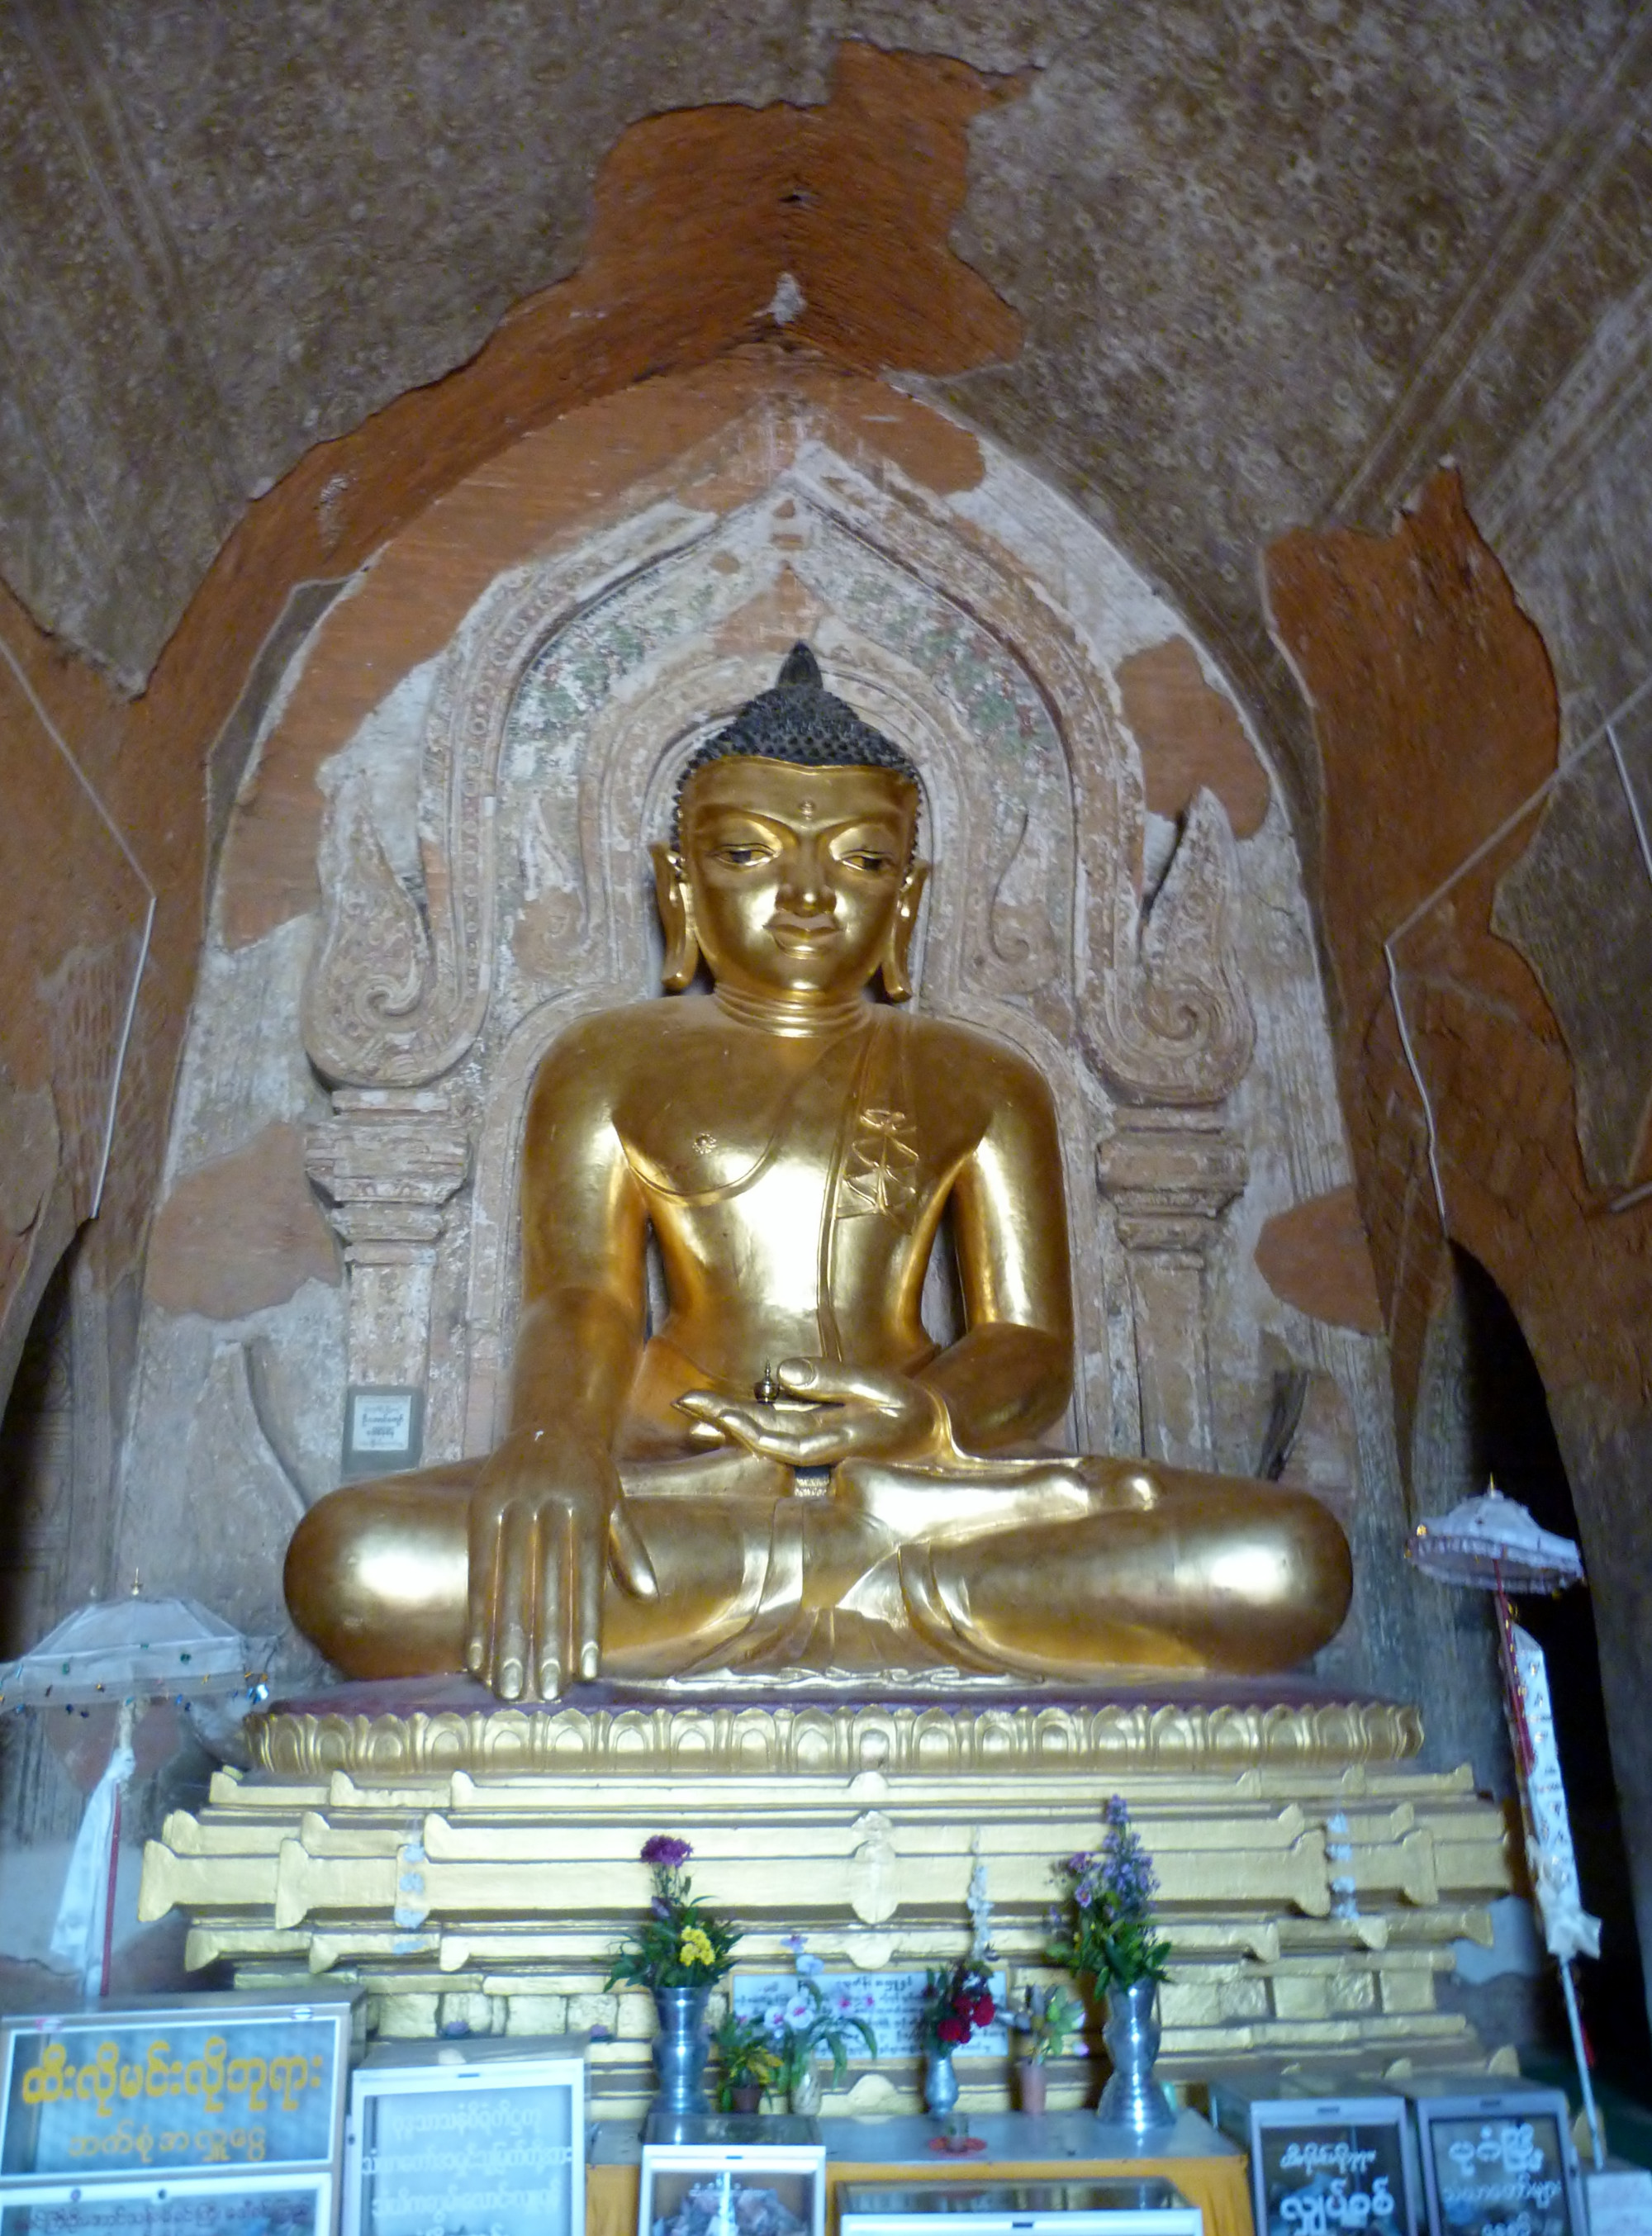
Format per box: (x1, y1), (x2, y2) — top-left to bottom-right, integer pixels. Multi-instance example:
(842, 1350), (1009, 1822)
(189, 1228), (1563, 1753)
(841, 849), (896, 874)
(714, 843), (774, 868)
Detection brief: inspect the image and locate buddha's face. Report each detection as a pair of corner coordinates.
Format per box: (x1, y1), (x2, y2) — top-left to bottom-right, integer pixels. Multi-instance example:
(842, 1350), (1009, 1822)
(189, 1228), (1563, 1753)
(675, 757), (921, 1001)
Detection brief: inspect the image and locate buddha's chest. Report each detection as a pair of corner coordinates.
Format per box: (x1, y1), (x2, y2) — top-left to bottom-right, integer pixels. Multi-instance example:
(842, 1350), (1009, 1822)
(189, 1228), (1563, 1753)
(615, 1031), (956, 1235)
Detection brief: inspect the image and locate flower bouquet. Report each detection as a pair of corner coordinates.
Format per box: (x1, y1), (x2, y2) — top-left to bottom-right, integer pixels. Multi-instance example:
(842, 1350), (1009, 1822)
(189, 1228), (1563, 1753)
(1048, 1796), (1173, 2130)
(774, 1975), (878, 2110)
(606, 1833), (741, 1991)
(919, 1957), (995, 2115)
(1010, 1983), (1081, 2114)
(608, 1835), (742, 2115)
(1048, 1797), (1171, 1993)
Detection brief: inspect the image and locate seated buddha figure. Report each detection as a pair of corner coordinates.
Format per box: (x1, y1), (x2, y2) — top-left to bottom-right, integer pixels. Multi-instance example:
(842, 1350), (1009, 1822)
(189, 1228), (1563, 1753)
(287, 645), (1351, 1701)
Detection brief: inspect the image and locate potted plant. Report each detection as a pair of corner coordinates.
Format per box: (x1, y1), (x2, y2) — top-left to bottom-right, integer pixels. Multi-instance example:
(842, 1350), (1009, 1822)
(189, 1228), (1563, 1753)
(773, 1973), (878, 2115)
(919, 1958), (995, 2117)
(1011, 1984), (1081, 2115)
(714, 2010), (781, 2113)
(606, 1835), (741, 2115)
(1049, 1796), (1173, 2132)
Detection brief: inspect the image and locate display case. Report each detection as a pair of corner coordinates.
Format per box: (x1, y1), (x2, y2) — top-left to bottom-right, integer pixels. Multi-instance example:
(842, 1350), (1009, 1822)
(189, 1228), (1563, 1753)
(836, 2181), (1203, 2236)
(1208, 2077), (1421, 2236)
(638, 2122), (827, 2236)
(1408, 2086), (1582, 2236)
(342, 2036), (584, 2236)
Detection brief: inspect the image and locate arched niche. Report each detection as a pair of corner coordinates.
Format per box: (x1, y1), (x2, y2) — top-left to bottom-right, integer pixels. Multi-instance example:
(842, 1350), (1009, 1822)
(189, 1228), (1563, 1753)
(118, 379), (1386, 1676)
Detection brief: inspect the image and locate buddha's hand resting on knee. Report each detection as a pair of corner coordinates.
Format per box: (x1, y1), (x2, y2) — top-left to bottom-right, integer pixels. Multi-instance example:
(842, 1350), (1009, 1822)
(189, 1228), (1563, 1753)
(676, 1358), (953, 1469)
(465, 1428), (657, 1701)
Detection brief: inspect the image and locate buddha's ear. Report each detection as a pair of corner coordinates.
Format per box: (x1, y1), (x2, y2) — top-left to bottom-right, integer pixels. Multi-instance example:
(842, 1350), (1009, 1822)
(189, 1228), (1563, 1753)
(880, 861), (929, 1004)
(651, 843), (700, 991)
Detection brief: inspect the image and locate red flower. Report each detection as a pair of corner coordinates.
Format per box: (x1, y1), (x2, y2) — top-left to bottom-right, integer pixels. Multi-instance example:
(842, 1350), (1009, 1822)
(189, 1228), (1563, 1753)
(938, 2015), (967, 2044)
(971, 1994), (995, 2025)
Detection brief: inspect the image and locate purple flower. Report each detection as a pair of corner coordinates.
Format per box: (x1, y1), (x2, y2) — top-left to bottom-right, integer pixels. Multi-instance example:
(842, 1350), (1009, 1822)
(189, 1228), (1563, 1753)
(1103, 1794), (1130, 1831)
(641, 1834), (692, 1868)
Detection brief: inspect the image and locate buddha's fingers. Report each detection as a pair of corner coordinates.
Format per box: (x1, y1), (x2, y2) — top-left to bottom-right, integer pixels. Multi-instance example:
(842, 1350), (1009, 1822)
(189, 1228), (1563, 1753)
(776, 1358), (905, 1408)
(610, 1502), (659, 1600)
(465, 1497), (505, 1680)
(495, 1499), (539, 1701)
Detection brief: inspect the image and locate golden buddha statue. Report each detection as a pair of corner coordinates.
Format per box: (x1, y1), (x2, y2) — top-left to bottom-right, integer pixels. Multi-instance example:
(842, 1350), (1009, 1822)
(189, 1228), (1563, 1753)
(287, 647), (1351, 1702)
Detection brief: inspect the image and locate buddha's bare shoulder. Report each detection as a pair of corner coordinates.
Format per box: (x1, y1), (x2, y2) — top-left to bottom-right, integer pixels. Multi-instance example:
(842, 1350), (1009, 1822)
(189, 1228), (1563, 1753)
(900, 1011), (1056, 1118)
(528, 995), (727, 1095)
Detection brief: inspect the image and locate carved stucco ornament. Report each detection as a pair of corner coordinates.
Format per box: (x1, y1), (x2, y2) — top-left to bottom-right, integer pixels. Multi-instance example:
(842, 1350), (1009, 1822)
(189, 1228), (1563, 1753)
(299, 449), (1254, 1113)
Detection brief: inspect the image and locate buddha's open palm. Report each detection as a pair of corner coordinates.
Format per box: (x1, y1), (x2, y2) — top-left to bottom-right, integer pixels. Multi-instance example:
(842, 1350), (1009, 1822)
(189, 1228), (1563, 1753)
(465, 1428), (656, 1699)
(677, 1357), (951, 1470)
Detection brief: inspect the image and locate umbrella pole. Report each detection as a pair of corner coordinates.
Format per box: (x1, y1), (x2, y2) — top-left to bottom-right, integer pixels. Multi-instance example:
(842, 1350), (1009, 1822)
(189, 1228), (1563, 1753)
(1494, 1580), (1606, 2172)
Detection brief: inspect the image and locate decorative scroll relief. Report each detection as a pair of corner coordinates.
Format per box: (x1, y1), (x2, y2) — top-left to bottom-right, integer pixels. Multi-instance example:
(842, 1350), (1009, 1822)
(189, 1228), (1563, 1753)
(300, 500), (717, 1088)
(783, 457), (1256, 1109)
(1081, 787), (1256, 1108)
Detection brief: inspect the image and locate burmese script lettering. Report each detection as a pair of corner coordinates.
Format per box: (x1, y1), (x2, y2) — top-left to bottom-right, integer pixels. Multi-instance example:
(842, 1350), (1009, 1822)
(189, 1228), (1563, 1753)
(21, 2039), (325, 2122)
(1279, 2176), (1395, 2231)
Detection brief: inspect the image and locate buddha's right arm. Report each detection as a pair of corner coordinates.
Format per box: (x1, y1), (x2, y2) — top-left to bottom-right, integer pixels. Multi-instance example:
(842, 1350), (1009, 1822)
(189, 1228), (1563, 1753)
(505, 1025), (650, 1454)
(506, 1287), (643, 1447)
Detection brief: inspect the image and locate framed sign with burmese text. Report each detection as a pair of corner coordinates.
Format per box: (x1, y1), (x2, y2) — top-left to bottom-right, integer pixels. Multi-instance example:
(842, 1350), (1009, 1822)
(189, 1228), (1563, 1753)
(342, 2039), (583, 2236)
(0, 1998), (355, 2191)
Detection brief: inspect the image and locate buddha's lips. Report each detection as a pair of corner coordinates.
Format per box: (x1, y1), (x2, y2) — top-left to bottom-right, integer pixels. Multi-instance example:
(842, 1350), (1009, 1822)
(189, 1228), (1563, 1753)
(767, 914), (838, 950)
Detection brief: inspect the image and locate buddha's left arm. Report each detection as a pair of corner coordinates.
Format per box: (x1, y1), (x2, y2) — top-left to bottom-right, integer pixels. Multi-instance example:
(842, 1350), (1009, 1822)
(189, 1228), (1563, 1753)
(918, 1056), (1075, 1452)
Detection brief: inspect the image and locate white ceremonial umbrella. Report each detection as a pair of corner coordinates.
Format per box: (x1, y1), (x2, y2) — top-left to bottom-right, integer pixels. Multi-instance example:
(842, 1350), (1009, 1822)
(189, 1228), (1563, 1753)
(1410, 1484), (1603, 2167)
(0, 1593), (276, 1999)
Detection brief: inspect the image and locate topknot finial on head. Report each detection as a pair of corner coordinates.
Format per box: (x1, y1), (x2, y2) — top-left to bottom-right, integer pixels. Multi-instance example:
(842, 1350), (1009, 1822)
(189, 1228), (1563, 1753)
(672, 643), (921, 841)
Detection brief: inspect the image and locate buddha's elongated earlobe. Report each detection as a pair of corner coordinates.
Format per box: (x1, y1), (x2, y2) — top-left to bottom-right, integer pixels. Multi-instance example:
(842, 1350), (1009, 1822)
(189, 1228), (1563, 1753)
(651, 843), (701, 990)
(880, 862), (929, 1003)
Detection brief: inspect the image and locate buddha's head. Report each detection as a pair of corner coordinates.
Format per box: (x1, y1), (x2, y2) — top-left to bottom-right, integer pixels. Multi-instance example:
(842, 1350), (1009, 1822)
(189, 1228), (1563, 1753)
(653, 644), (928, 1007)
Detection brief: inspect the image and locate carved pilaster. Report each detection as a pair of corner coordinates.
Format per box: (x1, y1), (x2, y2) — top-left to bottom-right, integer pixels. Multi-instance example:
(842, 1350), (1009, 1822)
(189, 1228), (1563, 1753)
(306, 1090), (470, 1395)
(1097, 1110), (1248, 1468)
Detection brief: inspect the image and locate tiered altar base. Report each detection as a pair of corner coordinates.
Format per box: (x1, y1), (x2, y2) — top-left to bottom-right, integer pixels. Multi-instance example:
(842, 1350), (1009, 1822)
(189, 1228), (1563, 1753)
(140, 1684), (1517, 2114)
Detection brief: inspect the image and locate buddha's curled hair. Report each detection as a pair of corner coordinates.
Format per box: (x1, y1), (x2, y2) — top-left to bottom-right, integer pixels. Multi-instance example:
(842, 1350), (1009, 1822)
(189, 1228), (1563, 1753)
(672, 643), (920, 843)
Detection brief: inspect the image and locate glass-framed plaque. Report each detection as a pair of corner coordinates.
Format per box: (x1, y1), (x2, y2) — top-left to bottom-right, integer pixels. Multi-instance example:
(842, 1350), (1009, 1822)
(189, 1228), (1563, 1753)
(342, 2039), (583, 2236)
(0, 2169), (330, 2236)
(0, 1998), (355, 2189)
(1411, 2090), (1582, 2236)
(1209, 2088), (1420, 2236)
(640, 2136), (827, 2236)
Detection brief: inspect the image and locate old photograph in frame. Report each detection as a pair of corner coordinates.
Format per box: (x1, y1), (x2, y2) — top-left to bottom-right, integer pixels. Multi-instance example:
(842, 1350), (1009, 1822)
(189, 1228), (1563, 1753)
(640, 2134), (827, 2236)
(343, 2038), (584, 2236)
(0, 2168), (331, 2236)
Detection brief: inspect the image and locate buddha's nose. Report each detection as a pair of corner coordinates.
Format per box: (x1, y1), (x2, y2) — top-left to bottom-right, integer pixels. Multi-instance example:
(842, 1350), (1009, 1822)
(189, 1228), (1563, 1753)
(778, 843), (835, 918)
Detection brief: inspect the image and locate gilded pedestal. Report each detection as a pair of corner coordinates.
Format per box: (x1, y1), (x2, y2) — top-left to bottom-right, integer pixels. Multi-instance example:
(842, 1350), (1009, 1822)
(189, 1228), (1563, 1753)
(140, 1689), (1516, 2112)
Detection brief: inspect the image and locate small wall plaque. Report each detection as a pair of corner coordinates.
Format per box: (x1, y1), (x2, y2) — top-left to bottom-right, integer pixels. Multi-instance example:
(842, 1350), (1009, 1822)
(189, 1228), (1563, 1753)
(341, 1389), (423, 1479)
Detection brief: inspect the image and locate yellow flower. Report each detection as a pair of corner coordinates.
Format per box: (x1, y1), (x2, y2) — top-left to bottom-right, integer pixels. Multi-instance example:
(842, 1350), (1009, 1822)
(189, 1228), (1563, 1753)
(680, 1926), (716, 1968)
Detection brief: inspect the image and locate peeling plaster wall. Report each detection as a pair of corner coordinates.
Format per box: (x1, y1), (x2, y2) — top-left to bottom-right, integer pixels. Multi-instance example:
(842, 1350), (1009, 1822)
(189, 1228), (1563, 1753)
(1265, 469), (1652, 2034)
(5, 4), (1652, 862)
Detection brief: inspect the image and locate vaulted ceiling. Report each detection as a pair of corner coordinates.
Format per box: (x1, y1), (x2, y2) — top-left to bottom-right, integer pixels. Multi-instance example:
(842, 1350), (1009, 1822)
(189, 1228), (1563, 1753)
(4, 1), (1650, 847)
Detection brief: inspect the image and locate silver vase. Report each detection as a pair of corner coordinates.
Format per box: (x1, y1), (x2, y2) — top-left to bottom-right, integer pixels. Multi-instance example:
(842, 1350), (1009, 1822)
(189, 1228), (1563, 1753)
(923, 2047), (960, 2115)
(653, 1984), (712, 2115)
(1096, 1978), (1174, 2132)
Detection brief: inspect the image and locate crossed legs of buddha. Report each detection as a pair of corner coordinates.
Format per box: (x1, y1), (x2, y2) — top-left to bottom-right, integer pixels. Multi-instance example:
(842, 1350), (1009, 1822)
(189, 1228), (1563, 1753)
(286, 1451), (1351, 1688)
